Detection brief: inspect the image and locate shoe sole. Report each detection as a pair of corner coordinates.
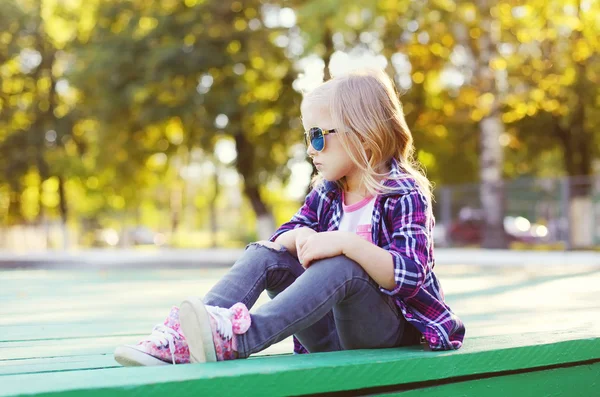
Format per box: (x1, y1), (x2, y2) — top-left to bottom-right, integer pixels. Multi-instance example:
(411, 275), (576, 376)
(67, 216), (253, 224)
(180, 297), (217, 363)
(114, 345), (170, 366)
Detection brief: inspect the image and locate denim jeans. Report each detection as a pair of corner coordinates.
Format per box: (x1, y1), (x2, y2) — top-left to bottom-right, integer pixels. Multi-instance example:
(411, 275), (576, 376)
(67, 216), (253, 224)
(203, 243), (420, 358)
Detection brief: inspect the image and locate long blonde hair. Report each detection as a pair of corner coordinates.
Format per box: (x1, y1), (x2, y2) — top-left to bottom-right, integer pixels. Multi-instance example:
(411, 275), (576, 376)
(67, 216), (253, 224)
(302, 68), (433, 207)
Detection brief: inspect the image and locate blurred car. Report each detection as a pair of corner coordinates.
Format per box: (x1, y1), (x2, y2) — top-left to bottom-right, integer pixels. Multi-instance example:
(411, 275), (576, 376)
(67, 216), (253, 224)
(432, 223), (449, 247)
(122, 227), (167, 247)
(92, 228), (120, 247)
(448, 208), (549, 246)
(93, 227), (167, 247)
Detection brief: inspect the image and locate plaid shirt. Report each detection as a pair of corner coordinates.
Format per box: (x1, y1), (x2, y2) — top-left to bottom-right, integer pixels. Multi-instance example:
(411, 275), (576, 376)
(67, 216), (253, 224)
(270, 158), (465, 352)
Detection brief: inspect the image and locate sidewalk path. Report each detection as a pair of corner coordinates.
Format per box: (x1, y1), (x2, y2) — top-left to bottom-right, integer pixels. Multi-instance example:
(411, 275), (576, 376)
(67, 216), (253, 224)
(0, 248), (598, 269)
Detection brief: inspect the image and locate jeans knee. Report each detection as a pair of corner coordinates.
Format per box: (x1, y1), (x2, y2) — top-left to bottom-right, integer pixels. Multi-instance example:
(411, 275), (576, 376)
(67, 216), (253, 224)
(234, 244), (274, 269)
(244, 243), (284, 259)
(246, 241), (287, 254)
(236, 242), (294, 271)
(309, 255), (366, 279)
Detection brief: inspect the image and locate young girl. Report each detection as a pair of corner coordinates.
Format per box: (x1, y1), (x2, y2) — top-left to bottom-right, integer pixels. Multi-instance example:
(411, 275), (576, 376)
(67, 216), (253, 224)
(114, 68), (465, 366)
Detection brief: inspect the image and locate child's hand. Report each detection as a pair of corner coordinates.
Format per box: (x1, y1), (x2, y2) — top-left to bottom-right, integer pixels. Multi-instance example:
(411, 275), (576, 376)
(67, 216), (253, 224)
(295, 227), (317, 258)
(298, 231), (353, 268)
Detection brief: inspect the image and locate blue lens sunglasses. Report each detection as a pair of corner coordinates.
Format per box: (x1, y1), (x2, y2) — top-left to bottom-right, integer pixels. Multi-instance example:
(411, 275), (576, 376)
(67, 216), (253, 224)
(304, 127), (337, 152)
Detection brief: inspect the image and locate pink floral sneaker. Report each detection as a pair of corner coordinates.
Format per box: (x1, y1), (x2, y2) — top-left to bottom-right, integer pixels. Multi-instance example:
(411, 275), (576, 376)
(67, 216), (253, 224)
(114, 307), (190, 366)
(179, 297), (251, 363)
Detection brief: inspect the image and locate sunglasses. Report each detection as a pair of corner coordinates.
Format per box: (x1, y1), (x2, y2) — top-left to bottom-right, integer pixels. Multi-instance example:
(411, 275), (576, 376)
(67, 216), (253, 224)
(304, 127), (337, 152)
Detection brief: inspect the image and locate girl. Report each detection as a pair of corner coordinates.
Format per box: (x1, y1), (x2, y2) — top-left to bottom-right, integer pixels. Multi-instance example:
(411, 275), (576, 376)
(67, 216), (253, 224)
(114, 68), (465, 366)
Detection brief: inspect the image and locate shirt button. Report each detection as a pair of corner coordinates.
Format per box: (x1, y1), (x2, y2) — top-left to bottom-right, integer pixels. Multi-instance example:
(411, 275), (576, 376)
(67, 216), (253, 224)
(430, 337), (437, 344)
(405, 313), (413, 318)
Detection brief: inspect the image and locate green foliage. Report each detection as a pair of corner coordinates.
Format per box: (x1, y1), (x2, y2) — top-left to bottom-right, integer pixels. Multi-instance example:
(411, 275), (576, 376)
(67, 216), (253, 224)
(0, 0), (598, 245)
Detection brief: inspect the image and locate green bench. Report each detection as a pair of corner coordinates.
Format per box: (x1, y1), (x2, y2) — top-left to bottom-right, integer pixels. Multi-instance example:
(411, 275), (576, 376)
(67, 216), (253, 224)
(2, 329), (600, 396)
(2, 263), (600, 396)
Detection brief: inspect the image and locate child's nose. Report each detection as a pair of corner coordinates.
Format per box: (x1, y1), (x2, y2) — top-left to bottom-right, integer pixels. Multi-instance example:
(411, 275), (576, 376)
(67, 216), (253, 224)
(306, 143), (317, 157)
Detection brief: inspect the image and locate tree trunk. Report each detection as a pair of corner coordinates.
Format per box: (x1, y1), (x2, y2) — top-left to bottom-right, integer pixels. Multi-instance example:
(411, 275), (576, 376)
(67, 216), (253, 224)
(305, 22), (336, 196)
(245, 184), (276, 241)
(57, 175), (69, 250)
(209, 166), (219, 248)
(234, 132), (275, 240)
(568, 0), (592, 194)
(36, 158), (51, 248)
(566, 0), (593, 248)
(475, 0), (507, 249)
(322, 22), (334, 81)
(565, 65), (594, 248)
(7, 189), (21, 227)
(170, 185), (182, 238)
(478, 117), (506, 248)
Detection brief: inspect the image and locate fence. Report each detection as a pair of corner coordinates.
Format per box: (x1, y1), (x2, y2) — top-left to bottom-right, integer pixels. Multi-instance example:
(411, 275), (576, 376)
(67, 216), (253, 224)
(433, 175), (600, 249)
(1, 175), (599, 251)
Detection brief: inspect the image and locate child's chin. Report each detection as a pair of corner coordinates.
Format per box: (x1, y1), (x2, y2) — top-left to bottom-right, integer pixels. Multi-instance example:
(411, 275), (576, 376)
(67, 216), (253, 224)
(321, 174), (340, 182)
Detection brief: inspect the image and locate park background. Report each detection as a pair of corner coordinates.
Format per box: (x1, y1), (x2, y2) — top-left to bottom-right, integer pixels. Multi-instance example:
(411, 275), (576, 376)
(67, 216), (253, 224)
(1, 0), (599, 252)
(2, 2), (600, 390)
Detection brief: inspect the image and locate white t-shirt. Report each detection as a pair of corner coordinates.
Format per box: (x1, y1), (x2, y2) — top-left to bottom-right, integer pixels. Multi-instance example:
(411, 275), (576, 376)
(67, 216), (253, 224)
(338, 193), (376, 243)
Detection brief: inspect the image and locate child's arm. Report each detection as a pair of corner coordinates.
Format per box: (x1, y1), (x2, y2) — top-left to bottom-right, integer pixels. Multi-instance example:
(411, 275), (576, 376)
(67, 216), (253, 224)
(267, 188), (320, 257)
(296, 231), (396, 290)
(274, 227), (316, 257)
(299, 190), (430, 298)
(377, 190), (430, 298)
(341, 235), (397, 290)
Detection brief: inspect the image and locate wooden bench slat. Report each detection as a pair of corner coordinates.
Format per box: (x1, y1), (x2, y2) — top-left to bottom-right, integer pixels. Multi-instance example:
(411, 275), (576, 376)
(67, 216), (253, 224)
(0, 355), (119, 376)
(0, 336), (141, 360)
(0, 353), (289, 377)
(1, 336), (293, 366)
(1, 330), (598, 397)
(382, 361), (600, 397)
(0, 311), (175, 326)
(0, 323), (150, 342)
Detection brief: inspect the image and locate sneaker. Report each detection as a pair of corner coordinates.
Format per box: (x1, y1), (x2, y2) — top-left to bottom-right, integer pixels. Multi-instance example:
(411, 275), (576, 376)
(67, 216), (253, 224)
(179, 297), (251, 363)
(114, 306), (190, 366)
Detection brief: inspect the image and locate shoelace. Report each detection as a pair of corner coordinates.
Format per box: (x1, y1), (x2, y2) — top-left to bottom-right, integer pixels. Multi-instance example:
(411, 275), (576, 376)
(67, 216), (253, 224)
(206, 306), (234, 340)
(147, 324), (181, 365)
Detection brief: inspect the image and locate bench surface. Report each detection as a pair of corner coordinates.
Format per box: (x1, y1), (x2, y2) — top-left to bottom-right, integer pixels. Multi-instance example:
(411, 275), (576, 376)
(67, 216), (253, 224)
(2, 259), (600, 396)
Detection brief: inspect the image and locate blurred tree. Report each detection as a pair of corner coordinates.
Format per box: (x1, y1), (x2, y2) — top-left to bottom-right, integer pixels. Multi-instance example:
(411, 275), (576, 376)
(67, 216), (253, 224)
(293, 0), (482, 188)
(501, 0), (600, 185)
(469, 0), (508, 248)
(293, 0), (378, 78)
(375, 0), (481, 186)
(366, 0), (596, 247)
(500, 0), (600, 247)
(378, 0), (599, 247)
(1, 0), (598, 249)
(310, 0), (499, 244)
(292, 0), (405, 189)
(69, 0), (302, 239)
(0, 0), (85, 248)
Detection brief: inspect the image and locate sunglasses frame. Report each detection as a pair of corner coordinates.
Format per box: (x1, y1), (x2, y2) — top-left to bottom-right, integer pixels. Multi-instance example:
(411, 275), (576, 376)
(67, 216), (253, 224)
(304, 127), (337, 152)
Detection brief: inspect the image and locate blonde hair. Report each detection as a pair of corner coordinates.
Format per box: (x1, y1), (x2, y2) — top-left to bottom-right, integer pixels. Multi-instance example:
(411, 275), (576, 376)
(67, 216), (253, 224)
(302, 68), (433, 207)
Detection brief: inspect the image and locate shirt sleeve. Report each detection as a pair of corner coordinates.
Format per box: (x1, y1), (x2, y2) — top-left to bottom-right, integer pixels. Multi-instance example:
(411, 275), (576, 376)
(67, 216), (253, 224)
(269, 188), (321, 242)
(380, 189), (431, 299)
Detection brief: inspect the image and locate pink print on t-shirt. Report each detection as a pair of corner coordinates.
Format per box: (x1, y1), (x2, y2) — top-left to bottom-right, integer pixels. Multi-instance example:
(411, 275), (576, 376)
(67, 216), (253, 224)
(356, 224), (373, 243)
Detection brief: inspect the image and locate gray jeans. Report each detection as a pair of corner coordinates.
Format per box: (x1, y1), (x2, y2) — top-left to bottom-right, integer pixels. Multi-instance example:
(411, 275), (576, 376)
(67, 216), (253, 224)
(203, 243), (420, 358)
